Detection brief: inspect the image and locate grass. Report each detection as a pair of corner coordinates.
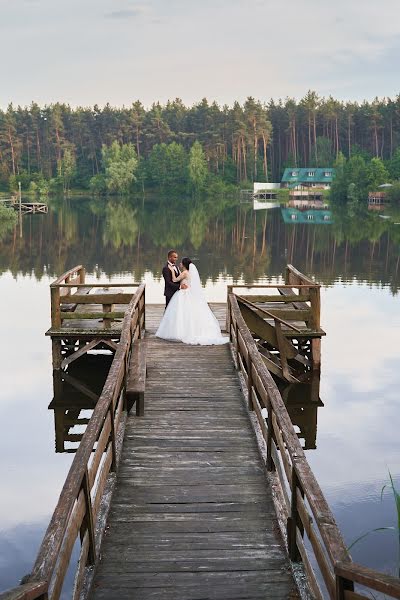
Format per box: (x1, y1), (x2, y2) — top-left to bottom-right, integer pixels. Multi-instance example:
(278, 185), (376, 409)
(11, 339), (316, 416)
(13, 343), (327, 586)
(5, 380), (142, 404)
(348, 471), (400, 578)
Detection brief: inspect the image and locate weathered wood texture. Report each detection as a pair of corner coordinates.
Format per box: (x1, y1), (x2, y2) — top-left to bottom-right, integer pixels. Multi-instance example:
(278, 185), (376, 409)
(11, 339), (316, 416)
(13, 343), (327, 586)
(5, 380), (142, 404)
(89, 306), (298, 600)
(227, 292), (400, 600)
(47, 266), (142, 338)
(0, 285), (146, 600)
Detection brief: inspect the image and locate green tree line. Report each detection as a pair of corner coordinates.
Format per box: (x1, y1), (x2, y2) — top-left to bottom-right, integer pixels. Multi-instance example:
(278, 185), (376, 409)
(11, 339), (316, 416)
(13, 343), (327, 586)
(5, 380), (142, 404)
(3, 93), (400, 193)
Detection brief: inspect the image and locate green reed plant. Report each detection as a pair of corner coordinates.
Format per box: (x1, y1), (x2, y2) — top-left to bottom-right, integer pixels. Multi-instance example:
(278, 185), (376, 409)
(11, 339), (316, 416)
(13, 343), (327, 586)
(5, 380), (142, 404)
(348, 472), (400, 578)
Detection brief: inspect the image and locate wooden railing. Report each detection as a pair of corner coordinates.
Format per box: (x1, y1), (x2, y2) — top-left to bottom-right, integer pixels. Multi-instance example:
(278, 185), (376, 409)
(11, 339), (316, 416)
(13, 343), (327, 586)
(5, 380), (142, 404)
(0, 284), (146, 600)
(49, 265), (143, 330)
(226, 264), (321, 334)
(228, 292), (400, 600)
(226, 265), (325, 381)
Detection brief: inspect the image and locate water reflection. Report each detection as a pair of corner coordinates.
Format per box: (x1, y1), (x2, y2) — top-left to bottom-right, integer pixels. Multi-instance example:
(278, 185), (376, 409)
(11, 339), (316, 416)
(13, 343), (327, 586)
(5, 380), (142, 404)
(0, 195), (398, 293)
(277, 375), (323, 450)
(48, 355), (113, 453)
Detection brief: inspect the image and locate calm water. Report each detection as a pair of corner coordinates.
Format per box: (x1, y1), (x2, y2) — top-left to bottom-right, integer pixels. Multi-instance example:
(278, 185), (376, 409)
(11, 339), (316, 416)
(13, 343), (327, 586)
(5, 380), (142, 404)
(0, 195), (399, 593)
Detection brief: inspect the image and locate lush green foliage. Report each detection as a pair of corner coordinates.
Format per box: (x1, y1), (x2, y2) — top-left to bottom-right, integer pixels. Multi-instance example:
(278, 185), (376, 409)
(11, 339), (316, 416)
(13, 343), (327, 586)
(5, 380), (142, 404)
(386, 182), (400, 206)
(2, 93), (400, 195)
(0, 204), (17, 240)
(189, 141), (208, 192)
(100, 141), (138, 194)
(330, 153), (391, 206)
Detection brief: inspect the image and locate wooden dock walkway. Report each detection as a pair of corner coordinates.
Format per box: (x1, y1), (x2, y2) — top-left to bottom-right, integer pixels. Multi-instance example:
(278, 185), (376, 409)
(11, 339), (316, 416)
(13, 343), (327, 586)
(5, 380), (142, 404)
(89, 305), (298, 600)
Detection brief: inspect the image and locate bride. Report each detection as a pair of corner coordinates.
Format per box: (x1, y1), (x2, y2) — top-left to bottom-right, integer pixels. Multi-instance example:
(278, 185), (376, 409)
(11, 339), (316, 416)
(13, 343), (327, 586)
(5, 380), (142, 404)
(156, 258), (228, 345)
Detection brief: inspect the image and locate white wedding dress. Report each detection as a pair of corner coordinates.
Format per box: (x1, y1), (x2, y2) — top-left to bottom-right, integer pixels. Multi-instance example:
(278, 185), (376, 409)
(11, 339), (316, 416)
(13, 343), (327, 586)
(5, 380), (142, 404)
(156, 264), (228, 345)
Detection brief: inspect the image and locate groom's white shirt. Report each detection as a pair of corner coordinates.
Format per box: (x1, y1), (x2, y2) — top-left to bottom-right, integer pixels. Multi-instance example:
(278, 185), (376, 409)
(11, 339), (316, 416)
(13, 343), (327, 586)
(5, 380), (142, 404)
(168, 261), (180, 276)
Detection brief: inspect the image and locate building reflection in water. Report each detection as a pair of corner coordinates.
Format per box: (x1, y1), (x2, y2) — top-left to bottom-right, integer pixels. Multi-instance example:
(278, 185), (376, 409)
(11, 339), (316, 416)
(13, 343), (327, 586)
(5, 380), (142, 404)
(277, 374), (323, 450)
(48, 355), (113, 453)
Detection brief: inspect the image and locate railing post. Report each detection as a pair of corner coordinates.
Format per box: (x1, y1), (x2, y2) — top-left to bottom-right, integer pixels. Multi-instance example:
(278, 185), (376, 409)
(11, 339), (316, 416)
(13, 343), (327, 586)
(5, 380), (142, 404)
(287, 466), (301, 561)
(266, 399), (275, 471)
(142, 287), (146, 335)
(234, 319), (239, 369)
(81, 468), (96, 565)
(137, 302), (142, 339)
(309, 286), (320, 331)
(335, 573), (354, 600)
(247, 355), (254, 411)
(226, 286), (233, 334)
(309, 286), (321, 371)
(79, 267), (86, 284)
(50, 286), (61, 329)
(109, 404), (117, 472)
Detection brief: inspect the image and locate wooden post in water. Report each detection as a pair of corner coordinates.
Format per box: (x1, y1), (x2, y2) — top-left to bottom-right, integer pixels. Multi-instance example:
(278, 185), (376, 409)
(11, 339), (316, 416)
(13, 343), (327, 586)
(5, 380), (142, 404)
(18, 181), (22, 238)
(309, 286), (321, 370)
(50, 285), (62, 369)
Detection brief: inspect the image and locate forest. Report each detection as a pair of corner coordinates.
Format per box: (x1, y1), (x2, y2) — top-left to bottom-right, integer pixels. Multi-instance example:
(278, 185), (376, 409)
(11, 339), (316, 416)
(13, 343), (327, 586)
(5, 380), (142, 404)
(2, 92), (400, 198)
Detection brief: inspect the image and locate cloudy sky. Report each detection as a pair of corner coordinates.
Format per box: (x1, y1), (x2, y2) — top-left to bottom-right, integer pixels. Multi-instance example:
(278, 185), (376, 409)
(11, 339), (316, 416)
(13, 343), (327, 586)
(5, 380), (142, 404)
(1, 0), (400, 108)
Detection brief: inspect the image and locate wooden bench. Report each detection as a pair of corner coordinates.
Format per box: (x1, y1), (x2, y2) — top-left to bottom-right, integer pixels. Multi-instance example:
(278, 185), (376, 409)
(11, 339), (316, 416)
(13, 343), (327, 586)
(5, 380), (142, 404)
(126, 339), (147, 416)
(60, 286), (92, 313)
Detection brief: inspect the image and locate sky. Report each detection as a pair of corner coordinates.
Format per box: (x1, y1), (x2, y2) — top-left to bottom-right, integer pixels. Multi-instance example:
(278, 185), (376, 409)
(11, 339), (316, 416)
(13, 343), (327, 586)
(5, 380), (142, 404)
(1, 0), (400, 108)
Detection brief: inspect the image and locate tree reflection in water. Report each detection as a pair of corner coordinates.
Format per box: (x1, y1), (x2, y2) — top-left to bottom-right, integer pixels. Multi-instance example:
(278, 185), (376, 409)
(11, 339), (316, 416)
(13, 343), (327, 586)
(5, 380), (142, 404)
(0, 194), (398, 293)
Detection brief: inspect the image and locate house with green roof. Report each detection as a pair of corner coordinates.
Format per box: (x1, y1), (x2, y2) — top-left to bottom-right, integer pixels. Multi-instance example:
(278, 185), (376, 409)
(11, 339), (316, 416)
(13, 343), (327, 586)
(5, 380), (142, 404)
(281, 168), (335, 189)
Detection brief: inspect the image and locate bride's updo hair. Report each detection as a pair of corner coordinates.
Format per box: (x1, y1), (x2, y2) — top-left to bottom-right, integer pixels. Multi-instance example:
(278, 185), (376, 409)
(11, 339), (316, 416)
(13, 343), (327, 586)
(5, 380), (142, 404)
(181, 257), (192, 270)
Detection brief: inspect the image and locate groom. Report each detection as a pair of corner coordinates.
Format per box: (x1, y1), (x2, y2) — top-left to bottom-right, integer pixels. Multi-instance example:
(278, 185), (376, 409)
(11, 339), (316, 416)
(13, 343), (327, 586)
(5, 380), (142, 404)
(162, 249), (186, 307)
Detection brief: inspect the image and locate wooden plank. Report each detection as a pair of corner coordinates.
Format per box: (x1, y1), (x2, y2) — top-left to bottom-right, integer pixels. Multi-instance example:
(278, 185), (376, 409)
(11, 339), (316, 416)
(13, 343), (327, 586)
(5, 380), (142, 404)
(237, 295), (302, 333)
(278, 286), (310, 310)
(0, 581), (48, 600)
(57, 283), (140, 288)
(335, 561), (400, 599)
(61, 311), (125, 320)
(234, 294), (311, 303)
(61, 293), (134, 304)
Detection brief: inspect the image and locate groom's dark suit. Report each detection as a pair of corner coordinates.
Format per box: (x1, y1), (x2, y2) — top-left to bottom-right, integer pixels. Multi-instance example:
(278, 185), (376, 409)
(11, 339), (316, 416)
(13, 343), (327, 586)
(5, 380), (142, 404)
(162, 262), (180, 307)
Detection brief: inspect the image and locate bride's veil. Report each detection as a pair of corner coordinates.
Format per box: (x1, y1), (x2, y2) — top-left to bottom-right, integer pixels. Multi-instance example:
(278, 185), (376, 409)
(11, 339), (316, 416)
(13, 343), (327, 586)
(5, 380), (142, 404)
(189, 263), (205, 301)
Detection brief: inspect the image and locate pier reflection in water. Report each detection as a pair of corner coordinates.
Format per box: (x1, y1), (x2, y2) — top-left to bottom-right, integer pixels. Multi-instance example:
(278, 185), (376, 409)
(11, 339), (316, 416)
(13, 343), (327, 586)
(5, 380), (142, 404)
(48, 355), (113, 453)
(277, 375), (323, 450)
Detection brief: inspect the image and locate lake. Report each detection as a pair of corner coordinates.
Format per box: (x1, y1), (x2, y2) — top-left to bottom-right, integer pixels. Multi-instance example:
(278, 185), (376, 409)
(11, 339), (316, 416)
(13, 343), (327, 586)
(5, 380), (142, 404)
(0, 195), (399, 594)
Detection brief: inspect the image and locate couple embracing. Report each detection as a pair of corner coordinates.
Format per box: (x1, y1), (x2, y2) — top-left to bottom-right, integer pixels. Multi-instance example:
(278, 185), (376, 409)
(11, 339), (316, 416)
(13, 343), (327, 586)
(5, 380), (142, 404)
(156, 250), (228, 346)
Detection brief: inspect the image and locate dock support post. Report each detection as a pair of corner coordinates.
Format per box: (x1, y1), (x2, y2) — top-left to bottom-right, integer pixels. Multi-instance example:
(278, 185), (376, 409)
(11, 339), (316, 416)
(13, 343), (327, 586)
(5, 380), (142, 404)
(50, 286), (61, 329)
(51, 339), (62, 370)
(311, 338), (321, 371)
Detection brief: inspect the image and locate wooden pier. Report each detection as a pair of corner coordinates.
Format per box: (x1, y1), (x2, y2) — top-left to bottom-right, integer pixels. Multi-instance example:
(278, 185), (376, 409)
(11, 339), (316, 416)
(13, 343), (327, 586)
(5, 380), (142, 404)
(89, 306), (297, 600)
(0, 197), (48, 213)
(228, 266), (325, 382)
(2, 266), (400, 600)
(46, 266), (144, 370)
